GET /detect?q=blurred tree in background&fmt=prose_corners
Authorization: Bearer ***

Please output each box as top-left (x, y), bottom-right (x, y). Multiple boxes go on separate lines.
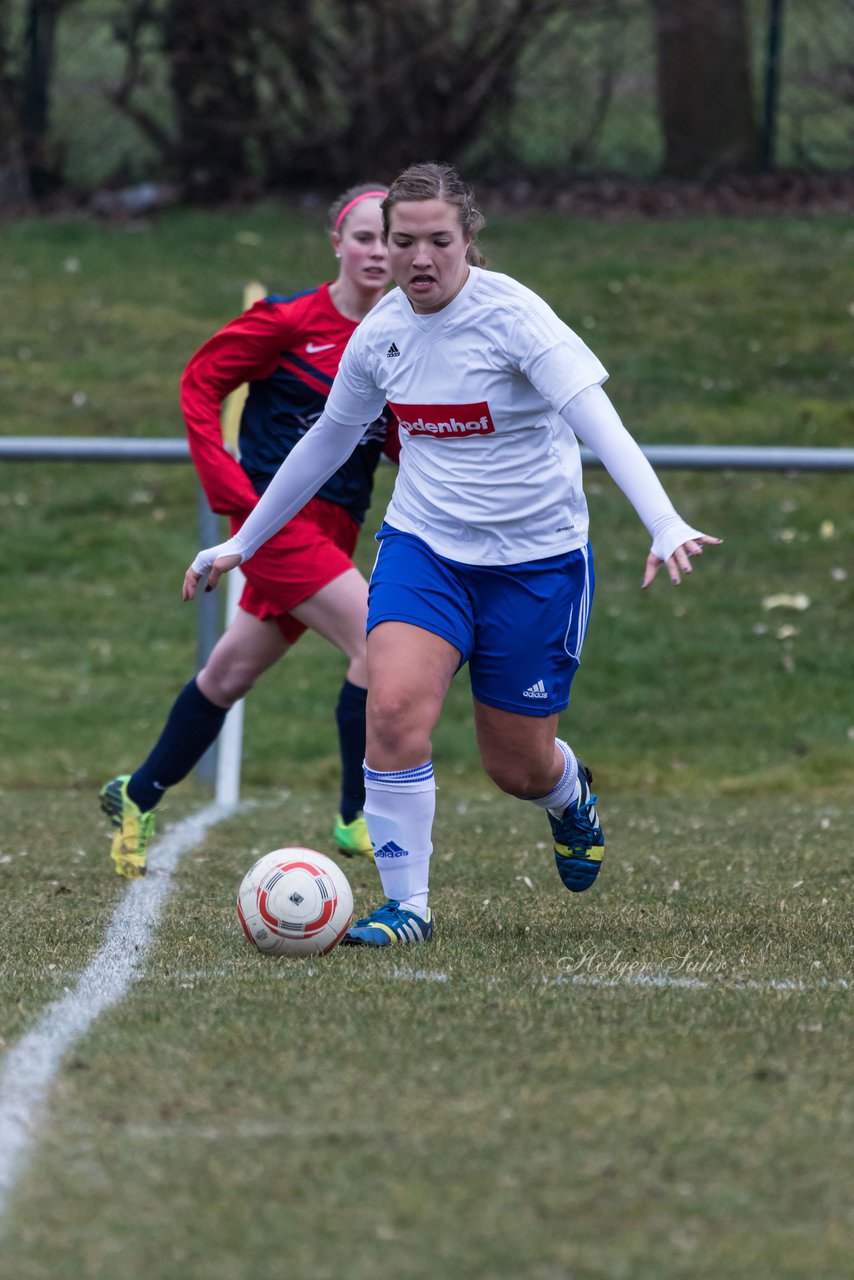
top-left (1, 0), bottom-right (84, 201)
top-left (651, 0), bottom-right (760, 176)
top-left (105, 0), bottom-right (565, 200)
top-left (0, 0), bottom-right (851, 207)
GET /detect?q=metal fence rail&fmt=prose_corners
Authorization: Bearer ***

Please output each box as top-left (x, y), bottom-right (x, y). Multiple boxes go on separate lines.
top-left (0, 439), bottom-right (192, 462)
top-left (3, 437), bottom-right (854, 470)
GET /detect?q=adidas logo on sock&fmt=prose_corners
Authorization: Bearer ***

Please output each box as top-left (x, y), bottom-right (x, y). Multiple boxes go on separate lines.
top-left (374, 840), bottom-right (408, 859)
top-left (522, 679), bottom-right (548, 699)
top-left (387, 342), bottom-right (400, 358)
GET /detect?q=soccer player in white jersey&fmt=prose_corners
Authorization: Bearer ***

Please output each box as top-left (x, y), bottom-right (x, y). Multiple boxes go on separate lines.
top-left (184, 162), bottom-right (721, 948)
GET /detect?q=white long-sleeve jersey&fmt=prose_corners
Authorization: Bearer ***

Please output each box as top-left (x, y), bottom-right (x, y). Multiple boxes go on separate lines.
top-left (192, 268), bottom-right (701, 575)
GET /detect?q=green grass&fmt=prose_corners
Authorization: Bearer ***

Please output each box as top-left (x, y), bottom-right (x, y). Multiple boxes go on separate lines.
top-left (1, 207), bottom-right (851, 795)
top-left (0, 206), bottom-right (852, 1277)
top-left (0, 787), bottom-right (851, 1279)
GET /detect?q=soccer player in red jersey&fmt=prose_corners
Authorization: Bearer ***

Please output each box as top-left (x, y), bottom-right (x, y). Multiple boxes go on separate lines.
top-left (101, 185), bottom-right (397, 877)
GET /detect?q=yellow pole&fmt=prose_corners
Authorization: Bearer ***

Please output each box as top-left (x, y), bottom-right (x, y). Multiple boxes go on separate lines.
top-left (220, 281), bottom-right (267, 453)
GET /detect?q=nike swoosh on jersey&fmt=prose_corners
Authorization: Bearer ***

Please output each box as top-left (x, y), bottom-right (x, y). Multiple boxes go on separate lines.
top-left (305, 342), bottom-right (335, 353)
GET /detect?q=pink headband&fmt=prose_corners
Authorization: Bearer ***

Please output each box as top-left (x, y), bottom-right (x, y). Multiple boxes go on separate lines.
top-left (334, 190), bottom-right (387, 232)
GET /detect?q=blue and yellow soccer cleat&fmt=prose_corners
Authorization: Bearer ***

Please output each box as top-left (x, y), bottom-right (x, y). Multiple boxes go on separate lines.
top-left (334, 813), bottom-right (374, 859)
top-left (99, 775), bottom-right (155, 879)
top-left (341, 900), bottom-right (433, 947)
top-left (548, 762), bottom-right (605, 893)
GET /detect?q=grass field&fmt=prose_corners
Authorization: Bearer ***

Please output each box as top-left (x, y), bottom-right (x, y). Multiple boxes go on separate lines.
top-left (1, 204), bottom-right (852, 1278)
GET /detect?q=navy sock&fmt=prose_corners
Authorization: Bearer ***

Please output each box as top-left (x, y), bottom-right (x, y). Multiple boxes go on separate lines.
top-left (335, 679), bottom-right (367, 823)
top-left (127, 678), bottom-right (227, 811)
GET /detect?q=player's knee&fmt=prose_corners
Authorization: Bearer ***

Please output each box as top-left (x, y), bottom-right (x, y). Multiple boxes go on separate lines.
top-left (199, 663), bottom-right (255, 707)
top-left (482, 752), bottom-right (550, 800)
top-left (369, 691), bottom-right (430, 759)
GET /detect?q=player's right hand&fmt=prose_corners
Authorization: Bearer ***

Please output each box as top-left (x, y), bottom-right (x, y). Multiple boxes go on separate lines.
top-left (182, 548), bottom-right (243, 600)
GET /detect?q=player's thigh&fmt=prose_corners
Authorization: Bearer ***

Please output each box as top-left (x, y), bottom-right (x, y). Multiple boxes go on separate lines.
top-left (365, 621), bottom-right (460, 767)
top-left (290, 567), bottom-right (369, 661)
top-left (239, 499), bottom-right (359, 621)
top-left (365, 526), bottom-right (472, 764)
top-left (199, 608), bottom-right (291, 701)
top-left (367, 525), bottom-right (476, 662)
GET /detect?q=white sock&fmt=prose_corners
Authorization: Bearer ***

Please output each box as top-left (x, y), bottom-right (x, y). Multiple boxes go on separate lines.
top-left (363, 761), bottom-right (436, 916)
top-left (528, 739), bottom-right (579, 817)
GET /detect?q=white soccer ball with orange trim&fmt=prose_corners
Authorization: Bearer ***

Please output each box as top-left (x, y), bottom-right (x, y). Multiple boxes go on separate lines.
top-left (237, 848), bottom-right (353, 957)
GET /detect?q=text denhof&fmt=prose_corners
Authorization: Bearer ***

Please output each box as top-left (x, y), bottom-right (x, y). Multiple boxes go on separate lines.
top-left (390, 400), bottom-right (495, 439)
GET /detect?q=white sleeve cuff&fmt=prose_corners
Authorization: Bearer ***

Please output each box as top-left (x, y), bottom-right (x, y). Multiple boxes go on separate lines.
top-left (191, 539), bottom-right (243, 577)
top-left (648, 514), bottom-right (705, 563)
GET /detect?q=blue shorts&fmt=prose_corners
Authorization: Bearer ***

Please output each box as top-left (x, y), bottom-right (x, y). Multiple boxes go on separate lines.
top-left (367, 524), bottom-right (594, 717)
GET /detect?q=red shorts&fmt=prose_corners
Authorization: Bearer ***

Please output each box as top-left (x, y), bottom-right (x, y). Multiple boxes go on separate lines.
top-left (230, 496), bottom-right (360, 644)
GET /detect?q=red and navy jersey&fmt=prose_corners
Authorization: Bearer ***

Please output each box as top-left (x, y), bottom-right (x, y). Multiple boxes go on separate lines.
top-left (180, 283), bottom-right (398, 526)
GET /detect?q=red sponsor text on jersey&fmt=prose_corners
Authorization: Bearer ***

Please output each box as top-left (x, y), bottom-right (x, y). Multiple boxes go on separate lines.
top-left (389, 401), bottom-right (495, 440)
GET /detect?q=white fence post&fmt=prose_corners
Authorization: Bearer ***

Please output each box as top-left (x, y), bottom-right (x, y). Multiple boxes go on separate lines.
top-left (214, 567), bottom-right (246, 808)
top-left (195, 492), bottom-right (223, 788)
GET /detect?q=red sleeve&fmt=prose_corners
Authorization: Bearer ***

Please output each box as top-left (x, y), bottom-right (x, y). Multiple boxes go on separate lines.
top-left (180, 301), bottom-right (295, 515)
top-left (382, 410), bottom-right (401, 465)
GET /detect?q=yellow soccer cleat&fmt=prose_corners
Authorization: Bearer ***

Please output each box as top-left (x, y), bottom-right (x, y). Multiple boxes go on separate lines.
top-left (333, 813), bottom-right (374, 859)
top-left (99, 775), bottom-right (155, 878)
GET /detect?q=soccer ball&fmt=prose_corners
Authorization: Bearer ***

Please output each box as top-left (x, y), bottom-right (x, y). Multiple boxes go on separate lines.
top-left (237, 848), bottom-right (354, 957)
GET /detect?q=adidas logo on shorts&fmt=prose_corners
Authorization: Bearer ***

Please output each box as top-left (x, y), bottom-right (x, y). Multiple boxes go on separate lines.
top-left (522, 679), bottom-right (548, 699)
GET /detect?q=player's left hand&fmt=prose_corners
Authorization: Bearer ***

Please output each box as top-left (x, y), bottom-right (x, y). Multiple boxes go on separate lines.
top-left (182, 551), bottom-right (242, 600)
top-left (641, 534), bottom-right (722, 589)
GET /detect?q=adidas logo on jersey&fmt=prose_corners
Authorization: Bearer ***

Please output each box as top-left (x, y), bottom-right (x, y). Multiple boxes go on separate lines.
top-left (387, 342), bottom-right (400, 358)
top-left (522, 679), bottom-right (548, 699)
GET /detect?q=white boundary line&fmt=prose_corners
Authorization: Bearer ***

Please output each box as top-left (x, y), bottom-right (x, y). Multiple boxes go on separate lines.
top-left (0, 803), bottom-right (229, 1224)
top-left (154, 964), bottom-right (848, 994)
